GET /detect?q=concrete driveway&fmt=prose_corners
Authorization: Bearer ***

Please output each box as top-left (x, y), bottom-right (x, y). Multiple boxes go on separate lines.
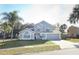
top-left (53, 40), bottom-right (76, 49)
top-left (21, 40), bottom-right (79, 55)
top-left (22, 48), bottom-right (79, 55)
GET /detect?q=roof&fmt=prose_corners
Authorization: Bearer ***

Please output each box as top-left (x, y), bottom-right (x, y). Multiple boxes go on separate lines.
top-left (35, 20), bottom-right (56, 29)
top-left (68, 25), bottom-right (79, 30)
top-left (19, 28), bottom-right (34, 33)
top-left (19, 20), bottom-right (58, 33)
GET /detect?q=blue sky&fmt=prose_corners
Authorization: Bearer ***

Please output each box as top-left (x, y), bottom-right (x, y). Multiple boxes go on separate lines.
top-left (0, 4), bottom-right (32, 12)
top-left (0, 4), bottom-right (78, 27)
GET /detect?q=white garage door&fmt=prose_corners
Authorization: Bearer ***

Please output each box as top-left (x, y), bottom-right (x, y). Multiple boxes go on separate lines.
top-left (46, 34), bottom-right (60, 40)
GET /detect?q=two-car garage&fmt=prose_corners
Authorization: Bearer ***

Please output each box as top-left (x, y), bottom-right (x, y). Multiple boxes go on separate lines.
top-left (40, 33), bottom-right (61, 40)
top-left (46, 34), bottom-right (61, 40)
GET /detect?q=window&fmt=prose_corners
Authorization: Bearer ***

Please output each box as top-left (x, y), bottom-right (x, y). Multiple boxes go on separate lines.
top-left (25, 32), bottom-right (28, 34)
top-left (46, 29), bottom-right (50, 32)
top-left (24, 34), bottom-right (30, 38)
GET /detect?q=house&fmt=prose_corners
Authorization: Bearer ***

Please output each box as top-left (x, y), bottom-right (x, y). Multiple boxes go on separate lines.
top-left (19, 21), bottom-right (61, 40)
top-left (67, 26), bottom-right (79, 38)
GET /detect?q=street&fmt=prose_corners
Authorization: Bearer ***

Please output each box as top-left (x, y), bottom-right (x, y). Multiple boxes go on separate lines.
top-left (22, 48), bottom-right (79, 55)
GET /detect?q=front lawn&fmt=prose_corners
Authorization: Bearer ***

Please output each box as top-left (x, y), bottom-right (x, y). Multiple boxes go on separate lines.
top-left (0, 40), bottom-right (54, 49)
top-left (66, 38), bottom-right (79, 43)
top-left (0, 44), bottom-right (60, 55)
top-left (0, 39), bottom-right (60, 55)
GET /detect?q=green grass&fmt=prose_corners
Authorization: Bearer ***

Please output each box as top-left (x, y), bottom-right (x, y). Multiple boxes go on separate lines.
top-left (0, 40), bottom-right (54, 49)
top-left (0, 44), bottom-right (60, 55)
top-left (0, 39), bottom-right (60, 54)
top-left (66, 38), bottom-right (79, 43)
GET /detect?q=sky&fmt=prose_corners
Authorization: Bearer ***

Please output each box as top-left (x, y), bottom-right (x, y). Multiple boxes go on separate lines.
top-left (0, 4), bottom-right (78, 27)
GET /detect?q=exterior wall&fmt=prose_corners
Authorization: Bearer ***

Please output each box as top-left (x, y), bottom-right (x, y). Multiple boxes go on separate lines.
top-left (19, 33), bottom-right (35, 40)
top-left (19, 29), bottom-right (35, 40)
top-left (67, 26), bottom-right (79, 35)
top-left (76, 29), bottom-right (79, 35)
top-left (67, 26), bottom-right (79, 38)
top-left (19, 32), bottom-right (60, 40)
top-left (40, 33), bottom-right (47, 40)
top-left (23, 34), bottom-right (34, 40)
top-left (18, 32), bottom-right (24, 40)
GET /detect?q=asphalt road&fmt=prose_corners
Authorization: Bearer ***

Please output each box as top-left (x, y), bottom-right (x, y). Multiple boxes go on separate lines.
top-left (22, 48), bottom-right (79, 55)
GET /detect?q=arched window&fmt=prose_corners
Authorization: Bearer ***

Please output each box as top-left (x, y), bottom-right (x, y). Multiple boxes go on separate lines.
top-left (46, 29), bottom-right (50, 32)
top-left (24, 31), bottom-right (30, 38)
top-left (24, 34), bottom-right (30, 38)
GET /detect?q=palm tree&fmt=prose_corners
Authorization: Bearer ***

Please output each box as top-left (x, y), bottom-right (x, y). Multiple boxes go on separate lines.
top-left (13, 22), bottom-right (23, 38)
top-left (1, 22), bottom-right (12, 42)
top-left (1, 11), bottom-right (22, 39)
top-left (68, 5), bottom-right (79, 24)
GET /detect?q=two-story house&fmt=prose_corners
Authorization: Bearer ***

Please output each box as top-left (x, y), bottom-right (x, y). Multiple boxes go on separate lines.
top-left (19, 21), bottom-right (61, 40)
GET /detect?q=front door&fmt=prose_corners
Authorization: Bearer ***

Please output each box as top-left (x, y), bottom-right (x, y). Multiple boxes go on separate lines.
top-left (34, 33), bottom-right (41, 40)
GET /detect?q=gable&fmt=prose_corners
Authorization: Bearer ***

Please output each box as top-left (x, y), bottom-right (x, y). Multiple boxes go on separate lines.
top-left (35, 21), bottom-right (54, 28)
top-left (34, 21), bottom-right (56, 32)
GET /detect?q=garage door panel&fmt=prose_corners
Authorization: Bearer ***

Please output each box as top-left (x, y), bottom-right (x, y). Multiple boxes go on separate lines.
top-left (47, 34), bottom-right (60, 40)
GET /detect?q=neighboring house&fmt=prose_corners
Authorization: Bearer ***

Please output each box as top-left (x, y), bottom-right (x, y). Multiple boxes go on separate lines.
top-left (19, 21), bottom-right (61, 40)
top-left (67, 26), bottom-right (79, 38)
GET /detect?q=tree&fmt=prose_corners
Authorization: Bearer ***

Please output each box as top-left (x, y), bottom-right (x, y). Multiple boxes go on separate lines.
top-left (68, 5), bottom-right (79, 24)
top-left (1, 11), bottom-right (23, 39)
top-left (14, 22), bottom-right (22, 30)
top-left (21, 23), bottom-right (34, 30)
top-left (1, 22), bottom-right (12, 42)
top-left (59, 24), bottom-right (67, 33)
top-left (13, 22), bottom-right (23, 38)
top-left (59, 24), bottom-right (67, 39)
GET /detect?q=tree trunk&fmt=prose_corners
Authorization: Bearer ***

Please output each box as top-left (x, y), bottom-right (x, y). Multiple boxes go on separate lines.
top-left (11, 25), bottom-right (14, 40)
top-left (61, 33), bottom-right (65, 40)
top-left (3, 33), bottom-right (5, 39)
top-left (11, 29), bottom-right (13, 40)
top-left (11, 23), bottom-right (16, 40)
top-left (61, 33), bottom-right (63, 39)
top-left (3, 33), bottom-right (5, 43)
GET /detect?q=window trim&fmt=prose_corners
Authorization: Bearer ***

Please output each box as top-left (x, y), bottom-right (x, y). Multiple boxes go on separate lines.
top-left (23, 32), bottom-right (31, 39)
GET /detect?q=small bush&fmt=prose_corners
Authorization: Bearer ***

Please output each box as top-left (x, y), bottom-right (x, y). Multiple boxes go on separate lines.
top-left (61, 34), bottom-right (67, 40)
